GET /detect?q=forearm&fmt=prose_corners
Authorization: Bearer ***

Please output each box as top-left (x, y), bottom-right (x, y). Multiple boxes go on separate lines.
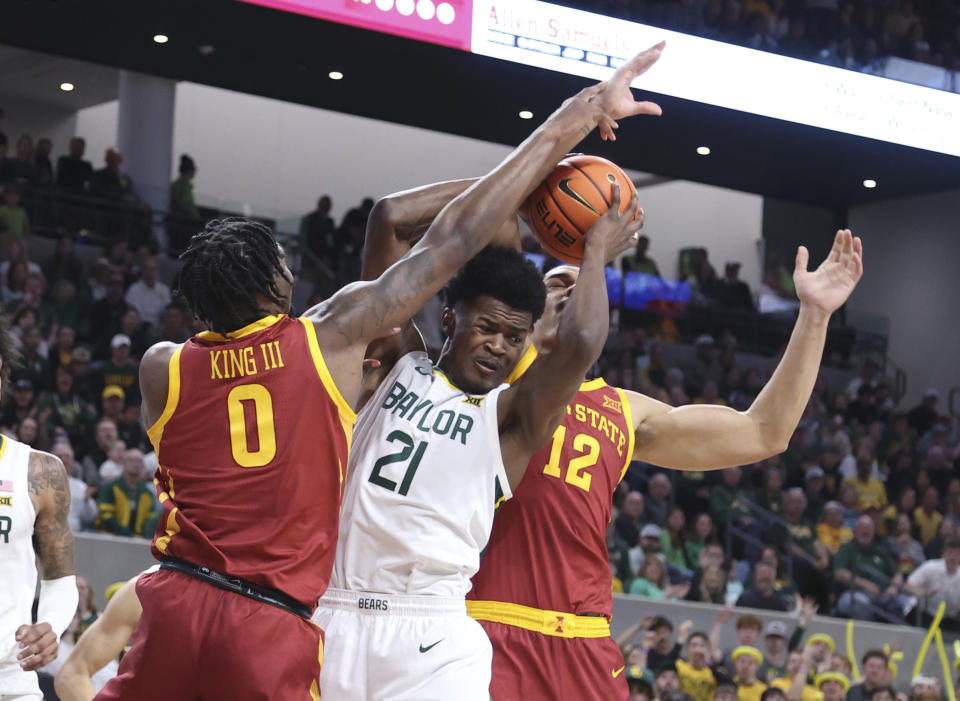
top-left (361, 179), bottom-right (478, 280)
top-left (55, 663), bottom-right (96, 701)
top-left (745, 304), bottom-right (831, 453)
top-left (552, 236), bottom-right (610, 368)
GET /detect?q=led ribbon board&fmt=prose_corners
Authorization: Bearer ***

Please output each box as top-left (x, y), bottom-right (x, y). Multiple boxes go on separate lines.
top-left (239, 0), bottom-right (960, 157)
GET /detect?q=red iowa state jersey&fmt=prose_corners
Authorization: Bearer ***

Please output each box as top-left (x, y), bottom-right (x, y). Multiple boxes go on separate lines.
top-left (147, 314), bottom-right (355, 607)
top-left (468, 378), bottom-right (634, 617)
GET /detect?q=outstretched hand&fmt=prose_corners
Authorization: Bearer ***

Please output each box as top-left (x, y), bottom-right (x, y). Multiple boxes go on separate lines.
top-left (591, 41), bottom-right (665, 141)
top-left (794, 229), bottom-right (863, 316)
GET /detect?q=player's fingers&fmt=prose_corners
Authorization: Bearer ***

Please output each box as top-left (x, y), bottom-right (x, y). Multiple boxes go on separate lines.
top-left (19, 641), bottom-right (57, 671)
top-left (17, 630), bottom-right (55, 660)
top-left (795, 245), bottom-right (809, 274)
top-left (15, 625), bottom-right (29, 641)
top-left (620, 41), bottom-right (666, 78)
top-left (607, 182), bottom-right (622, 215)
top-left (631, 100), bottom-right (663, 117)
top-left (17, 626), bottom-right (50, 648)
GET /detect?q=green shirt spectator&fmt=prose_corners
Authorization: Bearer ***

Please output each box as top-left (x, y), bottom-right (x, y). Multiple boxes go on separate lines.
top-left (0, 184), bottom-right (29, 243)
top-left (833, 518), bottom-right (898, 594)
top-left (710, 467), bottom-right (754, 529)
top-left (95, 448), bottom-right (157, 537)
top-left (170, 153), bottom-right (198, 218)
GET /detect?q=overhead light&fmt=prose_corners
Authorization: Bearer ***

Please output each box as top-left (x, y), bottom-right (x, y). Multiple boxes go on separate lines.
top-left (328, 71), bottom-right (344, 80)
top-left (417, 0), bottom-right (435, 20)
top-left (519, 110), bottom-right (533, 120)
top-left (437, 2), bottom-right (456, 23)
top-left (697, 146), bottom-right (711, 156)
top-left (153, 34), bottom-right (169, 44)
top-left (863, 179), bottom-right (877, 188)
top-left (59, 82), bottom-right (75, 92)
top-left (396, 0), bottom-right (415, 15)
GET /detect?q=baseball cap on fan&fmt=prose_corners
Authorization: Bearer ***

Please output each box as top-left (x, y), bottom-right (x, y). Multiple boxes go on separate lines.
top-left (111, 334), bottom-right (131, 349)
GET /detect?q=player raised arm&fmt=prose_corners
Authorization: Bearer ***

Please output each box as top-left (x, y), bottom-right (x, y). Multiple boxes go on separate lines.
top-left (55, 573), bottom-right (145, 701)
top-left (498, 184), bottom-right (643, 489)
top-left (18, 450), bottom-right (78, 672)
top-left (309, 41), bottom-right (665, 407)
top-left (626, 229), bottom-right (863, 469)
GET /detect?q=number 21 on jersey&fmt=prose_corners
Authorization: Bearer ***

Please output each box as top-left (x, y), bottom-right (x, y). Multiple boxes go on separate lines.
top-left (542, 425), bottom-right (600, 492)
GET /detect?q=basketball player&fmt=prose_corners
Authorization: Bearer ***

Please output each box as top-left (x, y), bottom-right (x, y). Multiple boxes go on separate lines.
top-left (312, 43), bottom-right (665, 701)
top-left (0, 315), bottom-right (78, 701)
top-left (94, 40), bottom-right (664, 700)
top-left (55, 567), bottom-right (158, 701)
top-left (467, 228), bottom-right (863, 700)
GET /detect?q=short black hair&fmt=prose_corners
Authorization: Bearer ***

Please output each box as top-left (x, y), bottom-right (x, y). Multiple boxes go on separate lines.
top-left (650, 615), bottom-right (674, 632)
top-left (179, 154), bottom-right (196, 175)
top-left (688, 632), bottom-right (710, 645)
top-left (861, 649), bottom-right (888, 666)
top-left (0, 313), bottom-right (22, 386)
top-left (868, 687), bottom-right (895, 701)
top-left (761, 688), bottom-right (787, 701)
top-left (177, 217), bottom-right (289, 334)
top-left (444, 246), bottom-right (545, 322)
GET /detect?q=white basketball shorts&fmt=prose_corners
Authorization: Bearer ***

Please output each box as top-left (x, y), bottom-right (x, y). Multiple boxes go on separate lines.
top-left (313, 587), bottom-right (492, 700)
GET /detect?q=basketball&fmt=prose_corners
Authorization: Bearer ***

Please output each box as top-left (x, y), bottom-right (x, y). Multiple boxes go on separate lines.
top-left (524, 154), bottom-right (640, 264)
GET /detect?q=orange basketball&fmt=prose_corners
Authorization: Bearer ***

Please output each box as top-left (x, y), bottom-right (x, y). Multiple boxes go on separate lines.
top-left (524, 154), bottom-right (640, 264)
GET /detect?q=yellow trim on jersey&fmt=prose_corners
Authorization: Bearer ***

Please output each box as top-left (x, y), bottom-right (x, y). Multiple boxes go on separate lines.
top-left (432, 367), bottom-right (462, 392)
top-left (154, 506), bottom-right (181, 555)
top-left (299, 318), bottom-right (357, 454)
top-left (310, 680), bottom-right (321, 701)
top-left (505, 344), bottom-right (538, 384)
top-left (466, 600), bottom-right (610, 639)
top-left (146, 346), bottom-right (183, 456)
top-left (580, 377), bottom-right (606, 392)
top-left (195, 314), bottom-right (284, 342)
top-left (0, 434), bottom-right (7, 463)
top-left (615, 386), bottom-right (635, 483)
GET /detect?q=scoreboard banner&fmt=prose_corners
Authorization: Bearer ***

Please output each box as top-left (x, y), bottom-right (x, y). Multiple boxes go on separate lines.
top-left (239, 0), bottom-right (960, 157)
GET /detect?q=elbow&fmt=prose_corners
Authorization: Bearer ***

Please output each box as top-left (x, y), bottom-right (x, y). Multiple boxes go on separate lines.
top-left (369, 197), bottom-right (398, 232)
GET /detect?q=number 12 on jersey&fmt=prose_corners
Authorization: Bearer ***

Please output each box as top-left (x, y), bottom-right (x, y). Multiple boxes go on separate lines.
top-left (542, 425), bottom-right (600, 492)
top-left (369, 430), bottom-right (429, 496)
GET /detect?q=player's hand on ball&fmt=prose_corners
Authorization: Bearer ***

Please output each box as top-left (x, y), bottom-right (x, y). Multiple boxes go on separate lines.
top-left (582, 182), bottom-right (644, 261)
top-left (593, 41), bottom-right (665, 141)
top-left (793, 228), bottom-right (863, 316)
top-left (16, 622), bottom-right (58, 671)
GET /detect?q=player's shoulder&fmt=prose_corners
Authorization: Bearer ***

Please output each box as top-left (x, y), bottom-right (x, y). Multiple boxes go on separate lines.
top-left (26, 448), bottom-right (69, 502)
top-left (141, 341), bottom-right (181, 369)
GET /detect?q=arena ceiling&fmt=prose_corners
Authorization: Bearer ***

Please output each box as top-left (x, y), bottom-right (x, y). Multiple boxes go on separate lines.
top-left (3, 0), bottom-right (959, 211)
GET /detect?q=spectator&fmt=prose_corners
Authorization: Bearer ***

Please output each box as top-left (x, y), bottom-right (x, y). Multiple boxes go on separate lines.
top-left (677, 632), bottom-right (719, 701)
top-left (846, 652), bottom-right (890, 701)
top-left (713, 260), bottom-right (754, 311)
top-left (803, 467), bottom-right (828, 520)
top-left (48, 325), bottom-right (78, 377)
top-left (124, 255), bottom-right (170, 328)
top-left (687, 564), bottom-right (726, 604)
top-left (841, 438), bottom-right (886, 510)
top-left (828, 652), bottom-right (851, 678)
top-left (38, 365), bottom-right (96, 449)
top-left (771, 649), bottom-right (821, 701)
top-left (90, 147), bottom-right (137, 201)
top-left (622, 235), bottom-right (662, 276)
top-left (686, 512), bottom-right (718, 565)
top-left (761, 689), bottom-right (787, 701)
top-left (56, 137), bottom-right (93, 191)
top-left (758, 622), bottom-right (790, 683)
top-left (772, 488), bottom-right (831, 608)
top-left (717, 684), bottom-right (740, 701)
top-left (150, 303), bottom-right (192, 345)
top-left (647, 616), bottom-right (691, 673)
top-left (0, 183), bottom-right (30, 244)
top-left (89, 271), bottom-right (129, 357)
top-left (647, 472), bottom-right (673, 525)
top-left (95, 448), bottom-right (158, 538)
top-left (617, 490), bottom-right (648, 547)
top-left (689, 543), bottom-right (727, 601)
top-left (924, 519), bottom-right (956, 560)
top-left (97, 334), bottom-right (140, 406)
top-left (815, 673), bottom-right (850, 701)
top-left (69, 346), bottom-right (99, 406)
top-left (118, 305), bottom-right (150, 358)
top-left (99, 439), bottom-right (127, 483)
top-left (299, 194), bottom-right (339, 295)
top-left (732, 646), bottom-right (768, 701)
top-left (656, 663), bottom-right (682, 701)
top-left (663, 507), bottom-right (692, 572)
top-left (837, 483), bottom-right (861, 530)
top-left (686, 335), bottom-right (723, 397)
top-left (11, 326), bottom-right (50, 391)
top-left (817, 501), bottom-right (853, 554)
top-left (710, 467), bottom-right (761, 553)
top-left (906, 538), bottom-right (960, 631)
top-left (846, 359), bottom-right (880, 400)
top-left (118, 403), bottom-right (147, 452)
top-left (51, 440), bottom-right (97, 532)
top-left (33, 137), bottom-right (53, 186)
top-left (907, 390), bottom-right (938, 437)
top-left (630, 555), bottom-right (691, 599)
top-left (886, 513), bottom-right (924, 575)
top-left (1, 378), bottom-right (39, 432)
top-left (912, 487), bottom-right (943, 547)
top-left (642, 342), bottom-right (669, 390)
top-left (80, 416), bottom-right (119, 487)
top-left (170, 154), bottom-right (199, 218)
top-left (737, 561), bottom-right (789, 611)
top-left (834, 516), bottom-right (907, 620)
top-left (757, 464), bottom-right (786, 515)
top-left (41, 234), bottom-right (86, 292)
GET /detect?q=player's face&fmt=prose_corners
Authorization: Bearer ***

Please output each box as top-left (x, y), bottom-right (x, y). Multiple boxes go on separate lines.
top-left (441, 295), bottom-right (533, 394)
top-left (532, 266), bottom-right (579, 353)
top-left (274, 247), bottom-right (294, 313)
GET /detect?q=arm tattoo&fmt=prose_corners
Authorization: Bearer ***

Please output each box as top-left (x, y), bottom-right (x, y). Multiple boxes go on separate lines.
top-left (29, 451), bottom-right (76, 579)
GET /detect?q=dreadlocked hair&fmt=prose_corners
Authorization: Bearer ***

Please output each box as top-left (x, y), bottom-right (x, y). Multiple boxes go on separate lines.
top-left (0, 312), bottom-right (22, 388)
top-left (444, 246), bottom-right (546, 322)
top-left (177, 217), bottom-right (289, 334)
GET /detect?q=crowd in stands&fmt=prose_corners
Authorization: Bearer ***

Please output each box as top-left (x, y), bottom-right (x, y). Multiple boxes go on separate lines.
top-left (613, 610), bottom-right (956, 701)
top-left (557, 0), bottom-right (960, 74)
top-left (3, 125), bottom-right (960, 701)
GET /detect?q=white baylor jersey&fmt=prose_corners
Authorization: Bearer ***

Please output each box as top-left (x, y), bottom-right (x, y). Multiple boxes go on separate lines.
top-left (0, 435), bottom-right (38, 669)
top-left (332, 351), bottom-right (513, 598)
